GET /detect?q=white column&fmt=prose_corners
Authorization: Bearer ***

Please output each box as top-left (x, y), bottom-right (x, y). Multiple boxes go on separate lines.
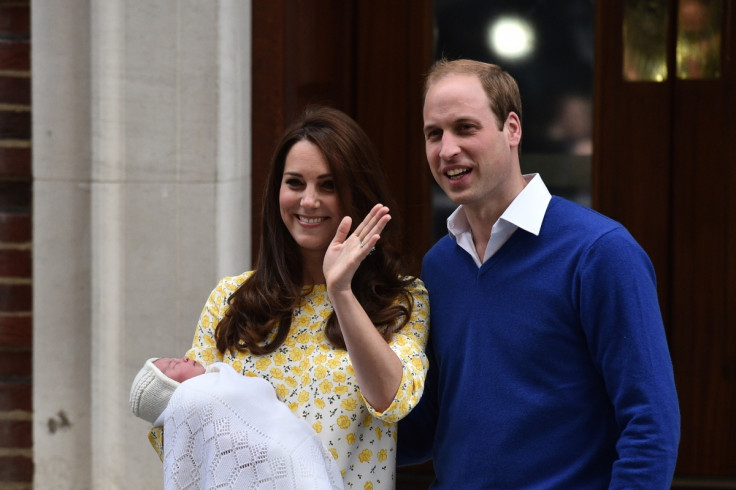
top-left (32, 1), bottom-right (252, 488)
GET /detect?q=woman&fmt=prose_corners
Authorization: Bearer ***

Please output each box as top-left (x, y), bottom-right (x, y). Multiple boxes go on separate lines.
top-left (177, 106), bottom-right (428, 488)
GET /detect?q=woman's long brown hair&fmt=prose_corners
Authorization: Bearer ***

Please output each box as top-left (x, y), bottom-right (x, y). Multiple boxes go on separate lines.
top-left (215, 106), bottom-right (414, 355)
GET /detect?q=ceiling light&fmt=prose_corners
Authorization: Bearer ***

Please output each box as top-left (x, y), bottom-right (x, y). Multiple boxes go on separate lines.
top-left (488, 16), bottom-right (535, 60)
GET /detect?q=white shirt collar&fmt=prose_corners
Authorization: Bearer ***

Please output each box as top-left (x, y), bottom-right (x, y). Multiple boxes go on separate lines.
top-left (499, 173), bottom-right (551, 235)
top-left (446, 174), bottom-right (552, 265)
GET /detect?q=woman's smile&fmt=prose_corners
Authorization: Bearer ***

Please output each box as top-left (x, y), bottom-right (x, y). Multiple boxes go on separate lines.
top-left (279, 140), bottom-right (343, 256)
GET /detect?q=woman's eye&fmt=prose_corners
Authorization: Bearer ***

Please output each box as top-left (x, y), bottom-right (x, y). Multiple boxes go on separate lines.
top-left (321, 180), bottom-right (335, 191)
top-left (285, 178), bottom-right (303, 187)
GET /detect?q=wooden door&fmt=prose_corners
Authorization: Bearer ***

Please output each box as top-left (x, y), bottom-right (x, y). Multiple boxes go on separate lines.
top-left (595, 0), bottom-right (736, 477)
top-left (251, 0), bottom-right (434, 275)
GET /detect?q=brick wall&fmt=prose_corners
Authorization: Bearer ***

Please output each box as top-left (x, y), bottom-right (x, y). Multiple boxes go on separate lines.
top-left (0, 0), bottom-right (32, 487)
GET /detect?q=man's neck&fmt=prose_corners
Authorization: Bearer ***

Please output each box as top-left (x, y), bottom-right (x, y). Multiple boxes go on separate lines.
top-left (463, 174), bottom-right (528, 261)
top-left (463, 174), bottom-right (529, 259)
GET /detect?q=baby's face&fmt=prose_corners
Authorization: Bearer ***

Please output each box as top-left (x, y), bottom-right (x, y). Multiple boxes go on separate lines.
top-left (154, 356), bottom-right (205, 382)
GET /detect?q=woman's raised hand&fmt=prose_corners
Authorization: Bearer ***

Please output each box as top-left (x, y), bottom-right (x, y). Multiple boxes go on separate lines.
top-left (323, 204), bottom-right (391, 293)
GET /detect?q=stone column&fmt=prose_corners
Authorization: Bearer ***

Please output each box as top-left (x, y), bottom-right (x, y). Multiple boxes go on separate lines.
top-left (32, 1), bottom-right (251, 487)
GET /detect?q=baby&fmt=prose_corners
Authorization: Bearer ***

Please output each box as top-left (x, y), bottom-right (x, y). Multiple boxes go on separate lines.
top-left (130, 357), bottom-right (343, 489)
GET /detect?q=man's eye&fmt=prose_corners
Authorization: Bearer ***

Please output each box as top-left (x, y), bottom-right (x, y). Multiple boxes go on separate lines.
top-left (426, 130), bottom-right (441, 141)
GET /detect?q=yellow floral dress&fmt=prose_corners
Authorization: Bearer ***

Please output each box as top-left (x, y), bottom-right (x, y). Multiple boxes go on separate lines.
top-left (177, 271), bottom-right (429, 489)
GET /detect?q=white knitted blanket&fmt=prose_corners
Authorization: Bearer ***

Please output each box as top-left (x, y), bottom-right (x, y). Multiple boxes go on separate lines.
top-left (157, 363), bottom-right (343, 489)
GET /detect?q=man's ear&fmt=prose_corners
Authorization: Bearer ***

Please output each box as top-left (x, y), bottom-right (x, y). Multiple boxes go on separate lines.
top-left (505, 112), bottom-right (522, 147)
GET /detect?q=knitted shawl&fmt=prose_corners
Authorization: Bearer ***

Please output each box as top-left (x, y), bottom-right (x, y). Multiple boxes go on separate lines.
top-left (157, 363), bottom-right (344, 489)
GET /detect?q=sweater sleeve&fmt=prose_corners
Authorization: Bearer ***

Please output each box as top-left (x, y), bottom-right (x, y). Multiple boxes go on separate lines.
top-left (577, 228), bottom-right (680, 488)
top-left (360, 278), bottom-right (430, 423)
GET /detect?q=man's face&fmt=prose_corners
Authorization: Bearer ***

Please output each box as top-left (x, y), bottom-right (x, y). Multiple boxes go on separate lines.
top-left (154, 357), bottom-right (205, 383)
top-left (423, 74), bottom-right (521, 213)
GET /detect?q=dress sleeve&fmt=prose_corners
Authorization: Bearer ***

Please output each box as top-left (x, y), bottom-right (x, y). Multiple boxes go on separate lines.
top-left (145, 273), bottom-right (250, 463)
top-left (147, 426), bottom-right (165, 462)
top-left (185, 273), bottom-right (252, 365)
top-left (361, 278), bottom-right (430, 422)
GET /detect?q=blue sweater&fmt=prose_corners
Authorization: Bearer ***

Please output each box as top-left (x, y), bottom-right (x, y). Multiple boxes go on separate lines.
top-left (398, 197), bottom-right (680, 488)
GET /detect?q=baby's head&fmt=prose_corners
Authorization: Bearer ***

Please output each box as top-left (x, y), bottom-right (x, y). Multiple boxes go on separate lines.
top-left (129, 356), bottom-right (206, 424)
top-left (153, 356), bottom-right (206, 382)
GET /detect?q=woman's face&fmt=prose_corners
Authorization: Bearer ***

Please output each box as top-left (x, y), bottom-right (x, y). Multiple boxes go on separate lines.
top-left (279, 140), bottom-right (344, 261)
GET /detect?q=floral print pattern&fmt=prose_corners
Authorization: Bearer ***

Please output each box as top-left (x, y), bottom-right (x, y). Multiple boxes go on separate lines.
top-left (183, 271), bottom-right (429, 488)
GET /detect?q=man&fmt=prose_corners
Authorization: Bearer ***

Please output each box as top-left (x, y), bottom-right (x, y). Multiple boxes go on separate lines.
top-left (398, 59), bottom-right (680, 488)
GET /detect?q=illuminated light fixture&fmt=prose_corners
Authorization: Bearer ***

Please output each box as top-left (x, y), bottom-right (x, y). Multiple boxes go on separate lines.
top-left (488, 16), bottom-right (535, 60)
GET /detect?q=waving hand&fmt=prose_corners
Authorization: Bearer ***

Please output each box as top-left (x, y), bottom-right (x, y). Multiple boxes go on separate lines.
top-left (323, 204), bottom-right (391, 293)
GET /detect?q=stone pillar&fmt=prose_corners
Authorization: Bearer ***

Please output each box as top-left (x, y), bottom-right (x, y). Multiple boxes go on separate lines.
top-left (32, 1), bottom-right (251, 487)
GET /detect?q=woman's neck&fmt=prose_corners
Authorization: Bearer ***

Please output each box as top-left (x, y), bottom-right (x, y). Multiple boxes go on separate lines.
top-left (300, 251), bottom-right (326, 285)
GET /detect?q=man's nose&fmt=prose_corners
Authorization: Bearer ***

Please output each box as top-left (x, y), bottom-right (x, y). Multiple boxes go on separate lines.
top-left (438, 133), bottom-right (460, 160)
